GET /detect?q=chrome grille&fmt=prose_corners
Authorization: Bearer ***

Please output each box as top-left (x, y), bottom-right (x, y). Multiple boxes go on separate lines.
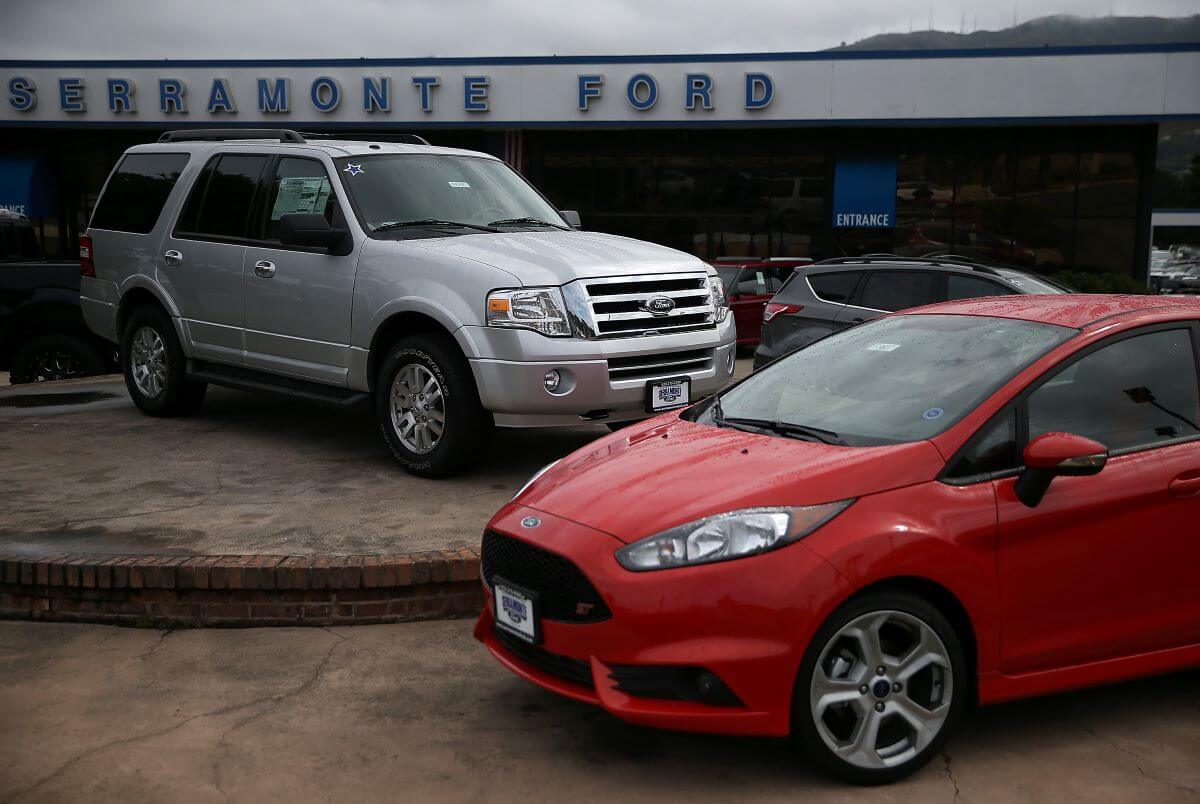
top-left (574, 273), bottom-right (716, 338)
top-left (607, 349), bottom-right (713, 382)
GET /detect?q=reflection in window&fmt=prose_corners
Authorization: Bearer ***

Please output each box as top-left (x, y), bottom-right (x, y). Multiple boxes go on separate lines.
top-left (1029, 329), bottom-right (1200, 452)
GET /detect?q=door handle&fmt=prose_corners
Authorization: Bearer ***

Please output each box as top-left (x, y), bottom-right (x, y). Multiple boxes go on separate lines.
top-left (163, 250), bottom-right (183, 267)
top-left (1168, 472), bottom-right (1200, 498)
top-left (253, 260), bottom-right (276, 279)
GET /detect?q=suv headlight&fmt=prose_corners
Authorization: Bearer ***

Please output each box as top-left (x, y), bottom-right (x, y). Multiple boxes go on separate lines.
top-left (486, 288), bottom-right (572, 337)
top-left (709, 275), bottom-right (730, 323)
top-left (615, 501), bottom-right (854, 572)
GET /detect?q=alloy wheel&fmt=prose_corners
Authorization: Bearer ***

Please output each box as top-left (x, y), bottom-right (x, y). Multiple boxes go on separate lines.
top-left (130, 326), bottom-right (168, 399)
top-left (809, 610), bottom-right (953, 770)
top-left (389, 363), bottom-right (446, 454)
top-left (29, 350), bottom-right (83, 382)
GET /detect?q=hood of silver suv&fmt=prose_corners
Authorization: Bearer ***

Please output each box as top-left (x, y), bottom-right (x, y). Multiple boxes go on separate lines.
top-left (400, 229), bottom-right (711, 286)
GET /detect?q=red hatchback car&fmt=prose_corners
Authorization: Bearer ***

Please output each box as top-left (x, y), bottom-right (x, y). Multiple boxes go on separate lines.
top-left (711, 258), bottom-right (812, 347)
top-left (476, 294), bottom-right (1200, 784)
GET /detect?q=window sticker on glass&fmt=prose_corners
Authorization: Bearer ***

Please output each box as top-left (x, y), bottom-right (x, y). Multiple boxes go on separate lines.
top-left (922, 407), bottom-right (945, 421)
top-left (448, 181), bottom-right (471, 188)
top-left (271, 177), bottom-right (332, 219)
top-left (342, 163), bottom-right (364, 176)
top-left (867, 343), bottom-right (901, 352)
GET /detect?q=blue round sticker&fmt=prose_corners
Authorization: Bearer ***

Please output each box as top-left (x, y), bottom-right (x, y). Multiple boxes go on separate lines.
top-left (922, 407), bottom-right (945, 421)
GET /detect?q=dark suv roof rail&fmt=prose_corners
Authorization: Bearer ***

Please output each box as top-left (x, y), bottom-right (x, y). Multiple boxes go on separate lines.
top-left (816, 254), bottom-right (1002, 276)
top-left (158, 129), bottom-right (307, 144)
top-left (298, 132), bottom-right (431, 146)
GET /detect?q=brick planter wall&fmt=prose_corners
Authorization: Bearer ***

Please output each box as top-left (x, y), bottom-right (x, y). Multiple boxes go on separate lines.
top-left (0, 549), bottom-right (484, 627)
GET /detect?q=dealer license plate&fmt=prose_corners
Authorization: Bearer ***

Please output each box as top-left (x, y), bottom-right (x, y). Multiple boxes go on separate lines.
top-left (493, 578), bottom-right (540, 644)
top-left (646, 376), bottom-right (691, 413)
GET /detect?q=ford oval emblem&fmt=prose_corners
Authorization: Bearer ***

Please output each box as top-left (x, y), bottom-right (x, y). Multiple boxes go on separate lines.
top-left (641, 296), bottom-right (676, 317)
top-left (521, 516), bottom-right (541, 528)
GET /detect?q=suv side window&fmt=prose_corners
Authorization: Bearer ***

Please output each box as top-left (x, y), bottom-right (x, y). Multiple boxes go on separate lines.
top-left (90, 153), bottom-right (190, 234)
top-left (175, 154), bottom-right (269, 240)
top-left (947, 274), bottom-right (1016, 301)
top-left (1028, 328), bottom-right (1200, 452)
top-left (261, 157), bottom-right (336, 241)
top-left (859, 270), bottom-right (940, 312)
top-left (807, 271), bottom-right (859, 303)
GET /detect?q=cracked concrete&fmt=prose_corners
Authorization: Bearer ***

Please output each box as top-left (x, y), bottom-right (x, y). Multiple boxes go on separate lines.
top-left (1, 620), bottom-right (1197, 803)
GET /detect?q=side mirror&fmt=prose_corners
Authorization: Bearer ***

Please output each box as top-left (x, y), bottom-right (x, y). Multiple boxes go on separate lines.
top-left (560, 210), bottom-right (582, 229)
top-left (279, 213), bottom-right (347, 251)
top-left (1014, 432), bottom-right (1108, 507)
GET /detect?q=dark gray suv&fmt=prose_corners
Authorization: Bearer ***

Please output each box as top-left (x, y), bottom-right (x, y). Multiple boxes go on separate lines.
top-left (753, 256), bottom-right (1071, 368)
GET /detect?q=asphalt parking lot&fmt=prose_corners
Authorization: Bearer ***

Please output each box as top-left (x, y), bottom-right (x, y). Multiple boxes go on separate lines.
top-left (1, 619), bottom-right (1197, 803)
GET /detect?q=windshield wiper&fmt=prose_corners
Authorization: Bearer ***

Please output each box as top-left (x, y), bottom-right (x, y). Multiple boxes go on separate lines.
top-left (718, 416), bottom-right (846, 446)
top-left (374, 219), bottom-right (499, 233)
top-left (487, 217), bottom-right (570, 230)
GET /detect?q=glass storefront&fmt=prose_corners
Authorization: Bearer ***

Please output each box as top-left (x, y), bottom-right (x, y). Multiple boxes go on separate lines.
top-left (1, 124), bottom-right (1156, 286)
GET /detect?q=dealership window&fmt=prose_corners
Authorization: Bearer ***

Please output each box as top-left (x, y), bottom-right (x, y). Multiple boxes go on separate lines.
top-left (539, 132), bottom-right (826, 261)
top-left (89, 152), bottom-right (190, 234)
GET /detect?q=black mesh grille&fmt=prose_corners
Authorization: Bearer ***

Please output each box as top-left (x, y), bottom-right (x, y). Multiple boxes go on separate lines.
top-left (481, 530), bottom-right (611, 623)
top-left (495, 629), bottom-right (595, 689)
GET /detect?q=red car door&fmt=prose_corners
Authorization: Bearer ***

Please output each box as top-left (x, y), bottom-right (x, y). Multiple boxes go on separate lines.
top-left (728, 267), bottom-right (773, 346)
top-left (994, 324), bottom-right (1200, 675)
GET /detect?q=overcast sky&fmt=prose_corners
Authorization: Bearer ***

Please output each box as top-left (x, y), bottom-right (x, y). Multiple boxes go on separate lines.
top-left (1, 0), bottom-right (1196, 59)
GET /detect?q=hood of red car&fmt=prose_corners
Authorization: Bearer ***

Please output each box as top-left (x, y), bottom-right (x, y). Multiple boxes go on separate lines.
top-left (517, 416), bottom-right (947, 543)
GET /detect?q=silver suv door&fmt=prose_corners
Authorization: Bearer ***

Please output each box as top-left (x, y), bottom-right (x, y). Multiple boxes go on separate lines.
top-left (161, 153), bottom-right (271, 365)
top-left (242, 156), bottom-right (358, 386)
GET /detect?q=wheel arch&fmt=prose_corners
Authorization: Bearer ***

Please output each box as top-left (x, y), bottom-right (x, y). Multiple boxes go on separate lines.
top-left (833, 576), bottom-right (980, 707)
top-left (116, 283), bottom-right (176, 339)
top-left (366, 310), bottom-right (460, 392)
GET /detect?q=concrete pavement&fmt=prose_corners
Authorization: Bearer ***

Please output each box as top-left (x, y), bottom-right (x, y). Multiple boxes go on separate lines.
top-left (1, 619), bottom-right (1197, 803)
top-left (0, 361), bottom-right (753, 557)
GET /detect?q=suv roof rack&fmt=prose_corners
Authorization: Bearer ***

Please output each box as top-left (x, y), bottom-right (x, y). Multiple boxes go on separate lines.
top-left (298, 132), bottom-right (431, 146)
top-left (816, 254), bottom-right (1003, 277)
top-left (158, 129), bottom-right (306, 144)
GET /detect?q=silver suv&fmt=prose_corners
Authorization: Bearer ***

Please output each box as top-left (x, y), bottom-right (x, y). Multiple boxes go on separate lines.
top-left (80, 130), bottom-right (735, 476)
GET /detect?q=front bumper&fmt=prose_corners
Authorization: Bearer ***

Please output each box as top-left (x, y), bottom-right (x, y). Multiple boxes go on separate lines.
top-left (474, 504), bottom-right (851, 736)
top-left (463, 319), bottom-right (736, 427)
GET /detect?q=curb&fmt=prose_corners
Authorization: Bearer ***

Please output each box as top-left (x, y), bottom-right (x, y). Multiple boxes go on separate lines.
top-left (0, 549), bottom-right (483, 627)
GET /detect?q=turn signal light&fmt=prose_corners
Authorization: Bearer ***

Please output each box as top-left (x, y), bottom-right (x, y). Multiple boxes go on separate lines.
top-left (763, 302), bottom-right (802, 322)
top-left (79, 234), bottom-right (95, 278)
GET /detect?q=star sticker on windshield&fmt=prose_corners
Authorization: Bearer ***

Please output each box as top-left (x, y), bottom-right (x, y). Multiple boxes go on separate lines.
top-left (343, 163), bottom-right (364, 176)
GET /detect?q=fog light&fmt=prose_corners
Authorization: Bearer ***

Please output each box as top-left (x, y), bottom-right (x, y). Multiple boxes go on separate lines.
top-left (725, 348), bottom-right (736, 374)
top-left (544, 370), bottom-right (561, 392)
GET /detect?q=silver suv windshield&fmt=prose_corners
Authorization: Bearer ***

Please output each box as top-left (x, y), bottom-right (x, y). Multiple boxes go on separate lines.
top-left (335, 154), bottom-right (567, 236)
top-left (705, 314), bottom-right (1074, 446)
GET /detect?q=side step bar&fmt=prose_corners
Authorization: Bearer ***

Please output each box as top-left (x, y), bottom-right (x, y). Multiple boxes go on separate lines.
top-left (186, 359), bottom-right (370, 408)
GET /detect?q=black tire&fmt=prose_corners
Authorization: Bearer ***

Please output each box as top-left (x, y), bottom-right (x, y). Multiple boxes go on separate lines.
top-left (791, 590), bottom-right (967, 785)
top-left (375, 334), bottom-right (493, 478)
top-left (9, 332), bottom-right (107, 384)
top-left (120, 305), bottom-right (207, 417)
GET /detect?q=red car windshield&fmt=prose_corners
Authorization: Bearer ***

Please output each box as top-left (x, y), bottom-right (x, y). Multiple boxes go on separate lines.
top-left (709, 314), bottom-right (1074, 446)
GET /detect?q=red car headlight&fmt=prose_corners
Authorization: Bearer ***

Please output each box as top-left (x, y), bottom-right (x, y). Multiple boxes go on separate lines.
top-left (615, 500), bottom-right (854, 572)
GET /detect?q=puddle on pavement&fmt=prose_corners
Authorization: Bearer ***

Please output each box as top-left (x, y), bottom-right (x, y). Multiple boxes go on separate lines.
top-left (0, 391), bottom-right (120, 408)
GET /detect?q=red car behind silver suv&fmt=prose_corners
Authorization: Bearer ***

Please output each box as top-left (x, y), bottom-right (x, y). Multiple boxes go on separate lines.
top-left (477, 294), bottom-right (1200, 784)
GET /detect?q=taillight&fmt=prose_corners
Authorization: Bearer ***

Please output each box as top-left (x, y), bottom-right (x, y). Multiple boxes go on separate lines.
top-left (79, 234), bottom-right (95, 278)
top-left (763, 302), bottom-right (803, 323)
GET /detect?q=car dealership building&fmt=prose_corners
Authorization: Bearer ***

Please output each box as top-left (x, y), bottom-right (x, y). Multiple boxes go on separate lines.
top-left (2, 43), bottom-right (1198, 284)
